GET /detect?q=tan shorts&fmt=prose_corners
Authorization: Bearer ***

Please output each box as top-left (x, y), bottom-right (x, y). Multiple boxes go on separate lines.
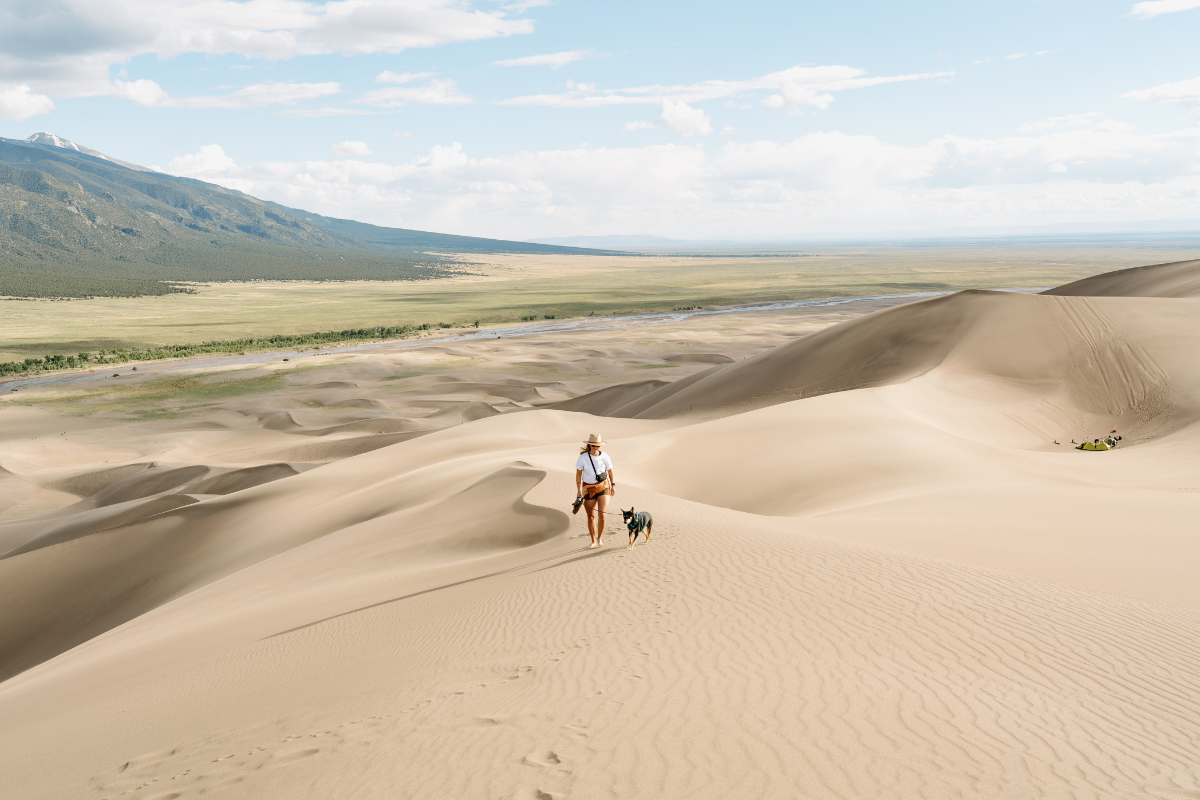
top-left (582, 479), bottom-right (610, 500)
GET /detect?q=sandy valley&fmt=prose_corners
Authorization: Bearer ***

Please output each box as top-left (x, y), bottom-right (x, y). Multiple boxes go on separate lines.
top-left (1, 259), bottom-right (1199, 799)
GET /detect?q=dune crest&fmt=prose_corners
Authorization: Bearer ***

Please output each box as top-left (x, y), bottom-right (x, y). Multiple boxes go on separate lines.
top-left (1043, 257), bottom-right (1200, 297)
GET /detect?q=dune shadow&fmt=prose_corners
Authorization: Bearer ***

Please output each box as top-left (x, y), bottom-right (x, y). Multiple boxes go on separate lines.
top-left (263, 545), bottom-right (605, 640)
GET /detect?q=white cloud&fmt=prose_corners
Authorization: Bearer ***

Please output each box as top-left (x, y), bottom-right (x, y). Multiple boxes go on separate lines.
top-left (501, 64), bottom-right (952, 111)
top-left (165, 143), bottom-right (235, 174)
top-left (393, 131), bottom-right (413, 138)
top-left (161, 120), bottom-right (1200, 239)
top-left (332, 140), bottom-right (372, 156)
top-left (1130, 0), bottom-right (1200, 18)
top-left (492, 49), bottom-right (594, 68)
top-left (722, 125), bottom-right (735, 135)
top-left (357, 75), bottom-right (471, 106)
top-left (924, 123), bottom-right (1200, 186)
top-left (96, 78), bottom-right (340, 109)
top-left (504, 0), bottom-right (554, 10)
top-left (658, 100), bottom-right (711, 137)
top-left (1123, 76), bottom-right (1200, 103)
top-left (622, 120), bottom-right (655, 132)
top-left (0, 0), bottom-right (533, 101)
top-left (0, 83), bottom-right (55, 121)
top-left (110, 78), bottom-right (170, 106)
top-left (1004, 52), bottom-right (1027, 60)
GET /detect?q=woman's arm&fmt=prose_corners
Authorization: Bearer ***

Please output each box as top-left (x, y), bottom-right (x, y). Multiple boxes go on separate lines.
top-left (575, 468), bottom-right (583, 496)
top-left (607, 466), bottom-right (616, 495)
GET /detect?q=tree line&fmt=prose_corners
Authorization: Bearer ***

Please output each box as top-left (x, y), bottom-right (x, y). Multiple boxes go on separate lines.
top-left (0, 322), bottom-right (458, 378)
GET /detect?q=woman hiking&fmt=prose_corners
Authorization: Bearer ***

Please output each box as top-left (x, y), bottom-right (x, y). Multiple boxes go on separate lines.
top-left (575, 433), bottom-right (616, 548)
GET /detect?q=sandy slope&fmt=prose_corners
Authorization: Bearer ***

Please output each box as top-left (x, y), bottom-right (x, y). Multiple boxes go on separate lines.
top-left (1, 268), bottom-right (1199, 799)
top-left (1043, 257), bottom-right (1200, 298)
top-left (567, 290), bottom-right (1199, 432)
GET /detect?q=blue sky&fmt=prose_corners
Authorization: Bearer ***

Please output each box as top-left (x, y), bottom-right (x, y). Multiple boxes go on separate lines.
top-left (2, 0), bottom-right (1199, 239)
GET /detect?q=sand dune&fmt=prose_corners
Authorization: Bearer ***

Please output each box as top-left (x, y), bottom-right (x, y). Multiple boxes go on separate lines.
top-left (551, 378), bottom-right (671, 416)
top-left (560, 289), bottom-right (1197, 431)
top-left (1, 269), bottom-right (1198, 798)
top-left (1044, 257), bottom-right (1200, 297)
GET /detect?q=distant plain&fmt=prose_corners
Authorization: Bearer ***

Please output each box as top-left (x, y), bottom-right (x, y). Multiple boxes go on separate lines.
top-left (4, 238), bottom-right (1198, 363)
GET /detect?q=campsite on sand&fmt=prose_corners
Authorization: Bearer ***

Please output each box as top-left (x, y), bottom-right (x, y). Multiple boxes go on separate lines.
top-left (1, 258), bottom-right (1199, 799)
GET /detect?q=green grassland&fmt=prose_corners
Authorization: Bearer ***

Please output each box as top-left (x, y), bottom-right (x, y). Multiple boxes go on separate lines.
top-left (5, 239), bottom-right (1197, 365)
top-left (0, 323), bottom-right (464, 378)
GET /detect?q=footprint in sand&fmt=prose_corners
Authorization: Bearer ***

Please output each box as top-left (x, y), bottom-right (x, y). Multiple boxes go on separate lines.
top-left (563, 722), bottom-right (588, 738)
top-left (476, 715), bottom-right (507, 725)
top-left (512, 788), bottom-right (558, 800)
top-left (268, 747), bottom-right (321, 767)
top-left (522, 750), bottom-right (561, 767)
top-left (113, 746), bottom-right (180, 775)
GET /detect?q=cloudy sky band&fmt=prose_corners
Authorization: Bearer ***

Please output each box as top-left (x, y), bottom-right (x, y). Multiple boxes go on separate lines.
top-left (0, 0), bottom-right (1198, 238)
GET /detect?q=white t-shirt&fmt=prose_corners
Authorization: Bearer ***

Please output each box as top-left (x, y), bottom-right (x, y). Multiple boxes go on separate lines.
top-left (575, 450), bottom-right (613, 483)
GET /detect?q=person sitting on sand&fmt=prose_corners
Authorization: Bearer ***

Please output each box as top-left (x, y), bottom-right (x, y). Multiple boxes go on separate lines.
top-left (575, 434), bottom-right (616, 549)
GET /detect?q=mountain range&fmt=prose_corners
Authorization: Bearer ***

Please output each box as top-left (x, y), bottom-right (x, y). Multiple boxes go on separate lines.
top-left (0, 134), bottom-right (616, 298)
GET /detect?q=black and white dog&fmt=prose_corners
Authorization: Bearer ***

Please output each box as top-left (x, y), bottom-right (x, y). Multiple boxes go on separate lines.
top-left (621, 507), bottom-right (653, 550)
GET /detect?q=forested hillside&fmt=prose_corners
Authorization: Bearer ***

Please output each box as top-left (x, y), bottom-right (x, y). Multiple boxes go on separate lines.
top-left (0, 136), bottom-right (612, 298)
top-left (267, 204), bottom-right (614, 256)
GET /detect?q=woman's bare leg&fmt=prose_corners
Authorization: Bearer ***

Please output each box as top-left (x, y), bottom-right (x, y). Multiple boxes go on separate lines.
top-left (584, 498), bottom-right (599, 547)
top-left (595, 493), bottom-right (609, 545)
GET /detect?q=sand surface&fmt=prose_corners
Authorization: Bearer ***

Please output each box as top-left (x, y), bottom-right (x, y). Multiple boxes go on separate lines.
top-left (1044, 257), bottom-right (1200, 298)
top-left (1, 272), bottom-right (1199, 799)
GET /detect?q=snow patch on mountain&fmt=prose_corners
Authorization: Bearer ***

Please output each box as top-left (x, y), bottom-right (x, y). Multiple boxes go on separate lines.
top-left (24, 132), bottom-right (155, 173)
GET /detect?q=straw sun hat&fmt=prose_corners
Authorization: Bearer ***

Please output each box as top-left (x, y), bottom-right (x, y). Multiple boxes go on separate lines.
top-left (580, 433), bottom-right (606, 452)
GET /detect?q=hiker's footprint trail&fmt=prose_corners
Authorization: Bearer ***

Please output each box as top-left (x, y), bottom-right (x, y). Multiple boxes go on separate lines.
top-left (83, 488), bottom-right (1200, 799)
top-left (87, 590), bottom-right (593, 799)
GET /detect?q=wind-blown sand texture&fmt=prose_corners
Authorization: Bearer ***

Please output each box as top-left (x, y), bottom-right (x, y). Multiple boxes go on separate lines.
top-left (1, 268), bottom-right (1198, 799)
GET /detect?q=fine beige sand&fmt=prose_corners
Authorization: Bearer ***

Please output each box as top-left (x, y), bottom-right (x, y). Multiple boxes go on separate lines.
top-left (1043, 257), bottom-right (1200, 298)
top-left (1, 271), bottom-right (1198, 799)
